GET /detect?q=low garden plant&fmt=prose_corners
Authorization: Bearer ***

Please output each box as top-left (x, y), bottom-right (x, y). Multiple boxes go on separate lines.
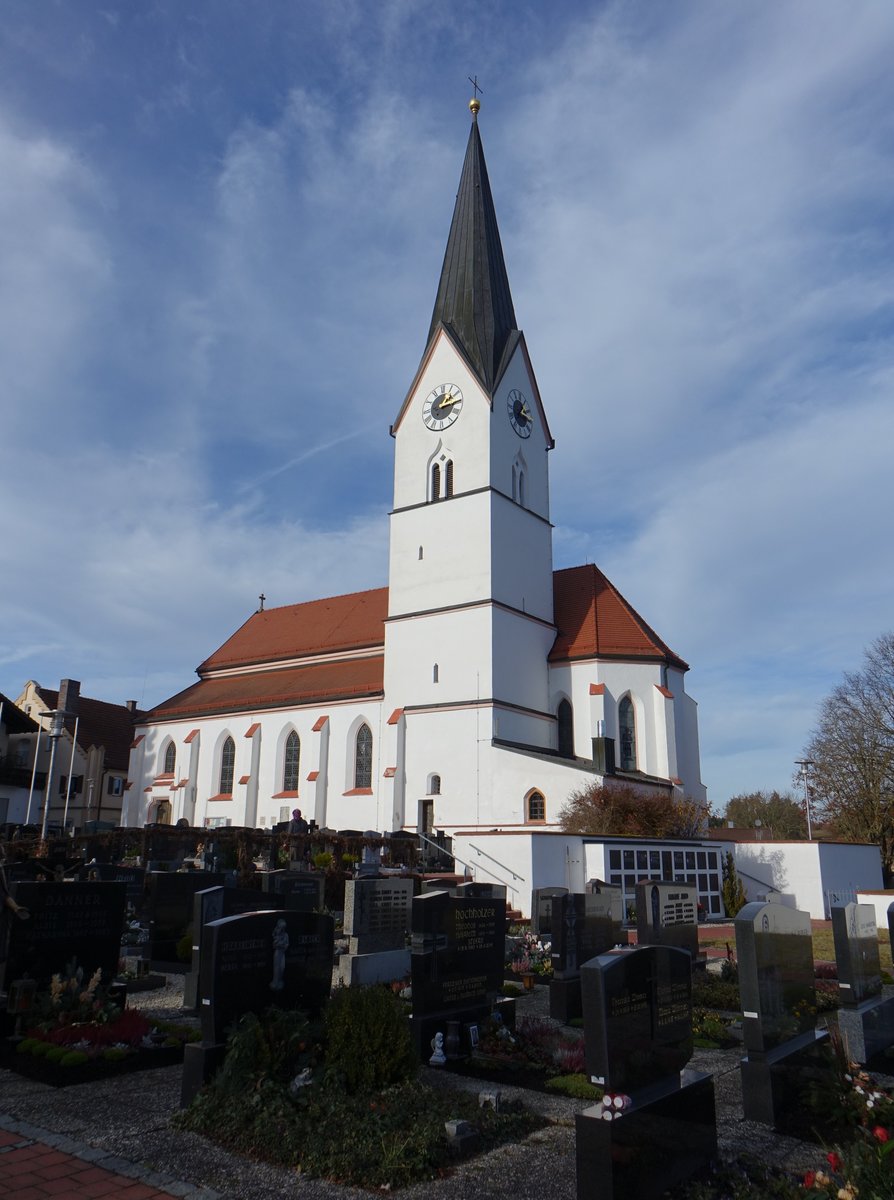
top-left (177, 990), bottom-right (545, 1188)
top-left (16, 959), bottom-right (198, 1065)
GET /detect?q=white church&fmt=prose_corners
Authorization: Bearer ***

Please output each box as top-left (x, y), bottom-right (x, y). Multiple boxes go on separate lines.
top-left (126, 100), bottom-right (707, 869)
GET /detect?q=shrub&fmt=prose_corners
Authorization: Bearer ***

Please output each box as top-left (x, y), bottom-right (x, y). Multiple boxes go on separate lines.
top-left (691, 973), bottom-right (740, 1012)
top-left (324, 985), bottom-right (416, 1094)
top-left (60, 1051), bottom-right (89, 1067)
top-left (45, 1046), bottom-right (68, 1063)
top-left (545, 1073), bottom-right (603, 1100)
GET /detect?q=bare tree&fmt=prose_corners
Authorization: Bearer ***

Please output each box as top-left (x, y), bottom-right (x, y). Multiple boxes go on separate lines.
top-left (803, 633), bottom-right (894, 883)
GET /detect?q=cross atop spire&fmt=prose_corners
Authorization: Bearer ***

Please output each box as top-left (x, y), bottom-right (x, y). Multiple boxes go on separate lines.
top-left (425, 106), bottom-right (518, 394)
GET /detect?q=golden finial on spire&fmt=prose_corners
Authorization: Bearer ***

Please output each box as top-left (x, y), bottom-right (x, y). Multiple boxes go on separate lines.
top-left (468, 75), bottom-right (482, 119)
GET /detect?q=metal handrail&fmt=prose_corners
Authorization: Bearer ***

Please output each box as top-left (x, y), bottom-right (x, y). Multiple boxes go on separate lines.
top-left (416, 832), bottom-right (519, 902)
top-left (466, 841), bottom-right (524, 882)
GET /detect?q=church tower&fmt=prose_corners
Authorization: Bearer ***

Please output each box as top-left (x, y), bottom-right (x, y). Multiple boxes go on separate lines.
top-left (385, 98), bottom-right (557, 826)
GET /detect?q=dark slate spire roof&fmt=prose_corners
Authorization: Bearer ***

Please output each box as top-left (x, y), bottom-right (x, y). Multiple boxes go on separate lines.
top-left (426, 110), bottom-right (518, 393)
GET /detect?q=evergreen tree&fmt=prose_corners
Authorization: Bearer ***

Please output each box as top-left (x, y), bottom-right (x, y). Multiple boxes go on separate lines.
top-left (721, 850), bottom-right (747, 918)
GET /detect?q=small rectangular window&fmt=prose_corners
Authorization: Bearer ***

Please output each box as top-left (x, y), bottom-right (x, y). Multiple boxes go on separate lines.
top-left (649, 851), bottom-right (660, 870)
top-left (636, 850), bottom-right (648, 869)
top-left (696, 851), bottom-right (707, 868)
top-left (623, 849), bottom-right (634, 869)
top-left (609, 850), bottom-right (621, 869)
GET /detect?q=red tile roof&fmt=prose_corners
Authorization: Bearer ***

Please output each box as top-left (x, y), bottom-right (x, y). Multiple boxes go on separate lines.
top-left (146, 657), bottom-right (384, 721)
top-left (550, 565), bottom-right (688, 671)
top-left (199, 587), bottom-right (389, 672)
top-left (144, 563), bottom-right (686, 721)
top-left (35, 688), bottom-right (144, 771)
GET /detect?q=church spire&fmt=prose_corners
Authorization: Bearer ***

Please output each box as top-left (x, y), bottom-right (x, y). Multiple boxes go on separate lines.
top-left (426, 97), bottom-right (518, 394)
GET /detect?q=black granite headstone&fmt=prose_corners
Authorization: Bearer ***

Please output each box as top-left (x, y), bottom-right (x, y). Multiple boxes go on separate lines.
top-left (200, 909), bottom-right (334, 1043)
top-left (79, 864), bottom-right (147, 913)
top-left (635, 881), bottom-right (699, 961)
top-left (581, 945), bottom-right (693, 1093)
top-left (261, 871), bottom-right (326, 911)
top-left (576, 944), bottom-right (715, 1200)
top-left (184, 886), bottom-right (284, 1008)
top-left (6, 881), bottom-right (127, 990)
top-left (531, 886), bottom-right (569, 937)
top-left (550, 888), bottom-right (626, 1024)
top-left (831, 902), bottom-right (882, 1007)
top-left (146, 870), bottom-right (225, 965)
top-left (410, 890), bottom-right (505, 1056)
top-left (735, 901), bottom-right (816, 1055)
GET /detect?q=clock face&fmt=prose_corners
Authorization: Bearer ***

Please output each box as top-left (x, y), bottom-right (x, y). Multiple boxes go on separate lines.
top-left (507, 388), bottom-right (532, 437)
top-left (422, 383), bottom-right (464, 431)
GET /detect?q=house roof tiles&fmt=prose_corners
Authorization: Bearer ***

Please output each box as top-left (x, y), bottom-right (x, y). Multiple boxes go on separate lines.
top-left (34, 687), bottom-right (144, 771)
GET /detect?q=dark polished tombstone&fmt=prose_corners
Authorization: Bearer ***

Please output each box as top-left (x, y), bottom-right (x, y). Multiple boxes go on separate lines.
top-left (146, 870), bottom-right (225, 966)
top-left (345, 877), bottom-right (413, 955)
top-left (581, 946), bottom-right (693, 1092)
top-left (635, 881), bottom-right (700, 962)
top-left (410, 890), bottom-right (505, 1058)
top-left (452, 881), bottom-right (507, 903)
top-left (260, 870), bottom-right (326, 911)
top-left (550, 887), bottom-right (625, 1024)
top-left (6, 881), bottom-right (127, 990)
top-left (183, 886), bottom-right (284, 1009)
top-left (831, 902), bottom-right (894, 1065)
top-left (531, 886), bottom-right (568, 937)
top-left (199, 909), bottom-right (334, 1044)
top-left (832, 902), bottom-right (882, 1006)
top-left (79, 863), bottom-right (147, 914)
top-left (576, 945), bottom-right (715, 1200)
top-left (736, 900), bottom-right (828, 1132)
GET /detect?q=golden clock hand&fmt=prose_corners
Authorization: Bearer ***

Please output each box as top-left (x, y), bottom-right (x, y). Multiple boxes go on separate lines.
top-left (438, 392), bottom-right (460, 408)
top-left (520, 404), bottom-right (532, 420)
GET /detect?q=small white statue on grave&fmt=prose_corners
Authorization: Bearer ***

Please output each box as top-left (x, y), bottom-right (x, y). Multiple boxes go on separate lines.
top-left (429, 1031), bottom-right (446, 1066)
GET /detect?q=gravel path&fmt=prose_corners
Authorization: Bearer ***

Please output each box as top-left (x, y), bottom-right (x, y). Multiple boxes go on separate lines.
top-left (1, 975), bottom-right (887, 1200)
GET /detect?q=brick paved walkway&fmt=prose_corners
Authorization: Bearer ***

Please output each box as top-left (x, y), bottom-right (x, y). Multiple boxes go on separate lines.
top-left (0, 1120), bottom-right (217, 1200)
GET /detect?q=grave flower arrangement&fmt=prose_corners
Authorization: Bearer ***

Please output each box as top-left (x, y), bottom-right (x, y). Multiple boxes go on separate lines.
top-left (14, 959), bottom-right (197, 1069)
top-left (509, 931), bottom-right (552, 978)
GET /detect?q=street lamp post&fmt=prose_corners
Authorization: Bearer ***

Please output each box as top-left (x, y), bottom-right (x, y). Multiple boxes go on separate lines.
top-left (40, 709), bottom-right (70, 840)
top-left (795, 759), bottom-right (815, 841)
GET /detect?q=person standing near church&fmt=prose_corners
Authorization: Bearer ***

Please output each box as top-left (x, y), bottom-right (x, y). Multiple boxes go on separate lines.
top-left (289, 808), bottom-right (308, 835)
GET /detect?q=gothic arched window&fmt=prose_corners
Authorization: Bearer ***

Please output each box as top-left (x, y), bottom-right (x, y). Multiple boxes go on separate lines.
top-left (354, 723), bottom-right (373, 789)
top-left (219, 736), bottom-right (235, 795)
top-left (557, 700), bottom-right (574, 758)
top-left (283, 731), bottom-right (300, 792)
top-left (429, 774), bottom-right (441, 795)
top-left (619, 697), bottom-right (637, 771)
top-left (527, 791), bottom-right (546, 822)
top-left (163, 741), bottom-right (176, 775)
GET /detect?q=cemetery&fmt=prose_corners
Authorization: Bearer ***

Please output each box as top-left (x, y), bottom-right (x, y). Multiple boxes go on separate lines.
top-left (1, 832), bottom-right (894, 1199)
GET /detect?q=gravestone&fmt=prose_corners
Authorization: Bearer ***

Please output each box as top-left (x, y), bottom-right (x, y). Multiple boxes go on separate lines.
top-left (146, 870), bottom-right (225, 966)
top-left (531, 886), bottom-right (568, 937)
top-left (339, 877), bottom-right (413, 985)
top-left (550, 887), bottom-right (625, 1024)
top-left (79, 863), bottom-right (147, 915)
top-left (831, 902), bottom-right (894, 1065)
top-left (199, 909), bottom-right (334, 1043)
top-left (182, 906), bottom-right (334, 1109)
top-left (576, 945), bottom-right (716, 1200)
top-left (411, 890), bottom-right (505, 1058)
top-left (452, 881), bottom-right (508, 903)
top-left (832, 902), bottom-right (882, 1006)
top-left (635, 881), bottom-right (700, 962)
top-left (183, 886), bottom-right (284, 1009)
top-left (270, 871), bottom-right (326, 912)
top-left (736, 900), bottom-right (828, 1133)
top-left (6, 881), bottom-right (127, 991)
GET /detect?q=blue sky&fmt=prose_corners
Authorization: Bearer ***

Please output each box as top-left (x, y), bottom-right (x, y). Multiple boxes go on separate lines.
top-left (1, 1), bottom-right (892, 813)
